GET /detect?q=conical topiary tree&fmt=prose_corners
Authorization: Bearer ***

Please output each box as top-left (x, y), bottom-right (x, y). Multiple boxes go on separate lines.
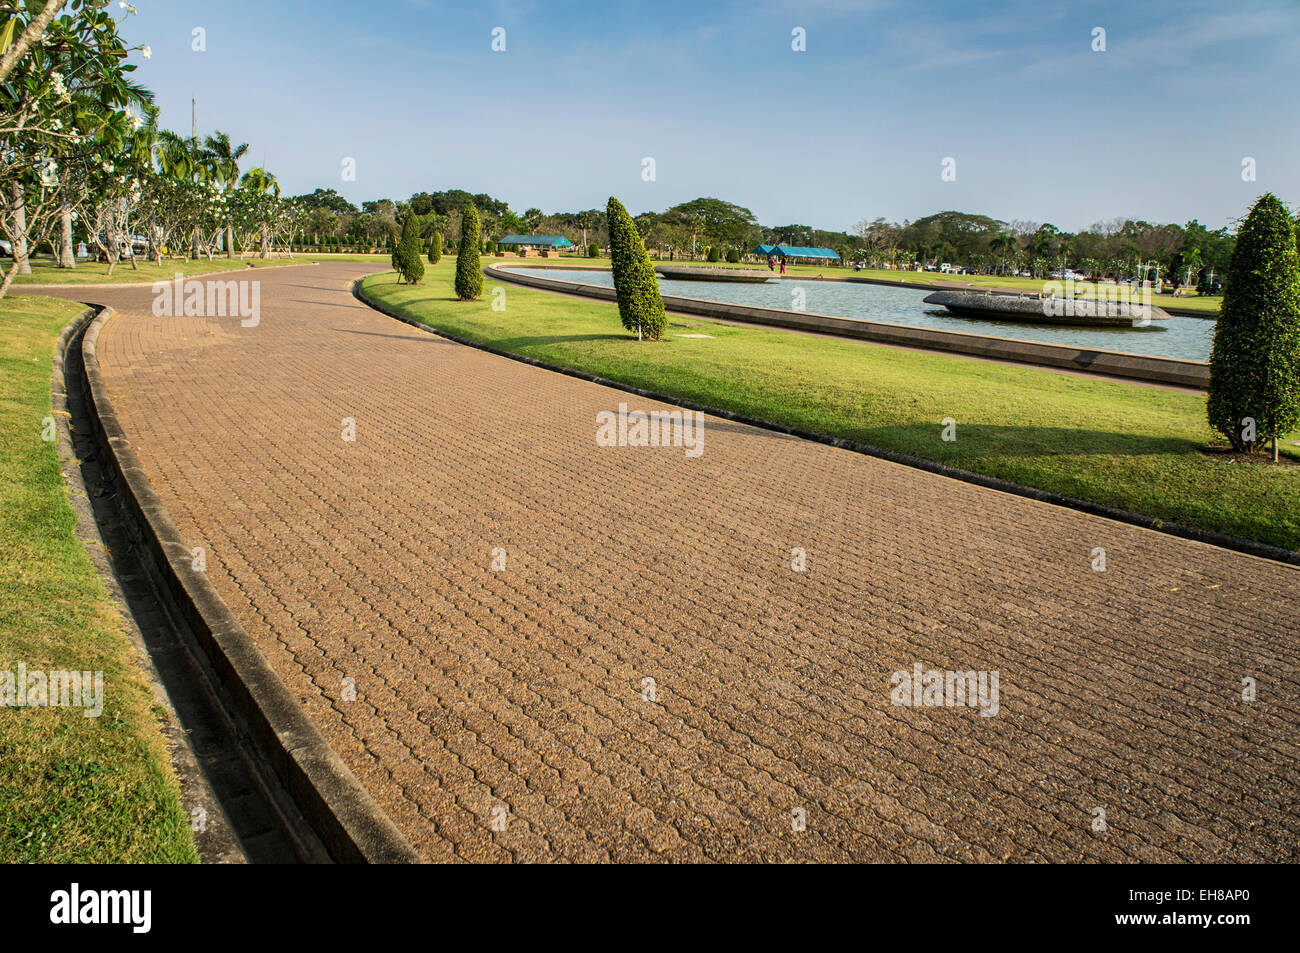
top-left (1207, 193), bottom-right (1300, 459)
top-left (389, 224), bottom-right (404, 280)
top-left (428, 232), bottom-right (442, 264)
top-left (606, 196), bottom-right (667, 341)
top-left (455, 206), bottom-right (483, 300)
top-left (399, 214), bottom-right (424, 285)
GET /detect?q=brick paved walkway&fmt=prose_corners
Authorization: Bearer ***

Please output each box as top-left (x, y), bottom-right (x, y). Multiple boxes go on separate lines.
top-left (64, 262), bottom-right (1300, 861)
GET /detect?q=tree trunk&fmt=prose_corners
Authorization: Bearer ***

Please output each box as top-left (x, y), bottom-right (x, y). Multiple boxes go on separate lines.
top-left (0, 260), bottom-right (18, 300)
top-left (260, 223), bottom-right (269, 259)
top-left (225, 223), bottom-right (234, 259)
top-left (10, 182), bottom-right (32, 275)
top-left (58, 202), bottom-right (75, 268)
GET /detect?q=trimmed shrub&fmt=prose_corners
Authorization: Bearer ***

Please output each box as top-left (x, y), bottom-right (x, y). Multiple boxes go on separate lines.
top-left (587, 241), bottom-right (599, 258)
top-left (606, 196), bottom-right (667, 341)
top-left (455, 206), bottom-right (483, 300)
top-left (398, 214), bottom-right (424, 285)
top-left (428, 232), bottom-right (442, 264)
top-left (389, 224), bottom-right (402, 276)
top-left (1207, 192), bottom-right (1300, 454)
top-left (707, 245), bottom-right (720, 262)
top-left (725, 247), bottom-right (740, 263)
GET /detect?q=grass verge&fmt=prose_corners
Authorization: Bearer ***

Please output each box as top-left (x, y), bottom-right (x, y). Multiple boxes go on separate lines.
top-left (0, 294), bottom-right (198, 863)
top-left (360, 263), bottom-right (1298, 551)
top-left (9, 253), bottom-right (392, 287)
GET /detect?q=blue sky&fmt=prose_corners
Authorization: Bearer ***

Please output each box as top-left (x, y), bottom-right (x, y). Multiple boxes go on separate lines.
top-left (120, 0), bottom-right (1300, 232)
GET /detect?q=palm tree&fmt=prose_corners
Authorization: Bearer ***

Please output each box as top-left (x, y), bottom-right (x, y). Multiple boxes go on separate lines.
top-left (239, 166), bottom-right (279, 258)
top-left (154, 129), bottom-right (211, 258)
top-left (989, 231), bottom-right (1016, 275)
top-left (202, 131), bottom-right (249, 257)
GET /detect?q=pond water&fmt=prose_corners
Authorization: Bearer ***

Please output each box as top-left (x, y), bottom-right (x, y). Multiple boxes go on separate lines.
top-left (517, 268), bottom-right (1214, 362)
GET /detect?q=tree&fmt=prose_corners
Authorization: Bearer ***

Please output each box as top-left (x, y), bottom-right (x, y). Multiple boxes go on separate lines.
top-left (1207, 194), bottom-right (1300, 460)
top-left (397, 213), bottom-right (424, 285)
top-left (662, 197), bottom-right (756, 257)
top-left (428, 231), bottom-right (441, 264)
top-left (455, 204), bottom-right (482, 300)
top-left (989, 231), bottom-right (1017, 274)
top-left (388, 223), bottom-right (402, 274)
top-left (0, 1), bottom-right (69, 82)
top-left (606, 196), bottom-right (666, 341)
top-left (238, 165), bottom-right (278, 257)
top-left (202, 131), bottom-right (249, 257)
top-left (1, 0), bottom-right (150, 294)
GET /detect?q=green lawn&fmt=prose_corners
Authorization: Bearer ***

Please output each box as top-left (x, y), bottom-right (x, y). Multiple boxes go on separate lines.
top-left (0, 295), bottom-right (197, 863)
top-left (361, 263), bottom-right (1298, 551)
top-left (10, 252), bottom-right (391, 287)
top-left (518, 256), bottom-right (1221, 315)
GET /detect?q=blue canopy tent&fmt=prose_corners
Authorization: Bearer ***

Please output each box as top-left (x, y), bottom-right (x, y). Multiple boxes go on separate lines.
top-left (771, 244), bottom-right (840, 262)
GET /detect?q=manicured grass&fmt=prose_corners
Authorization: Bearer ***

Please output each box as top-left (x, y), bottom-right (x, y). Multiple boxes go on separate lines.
top-left (0, 295), bottom-right (198, 863)
top-left (361, 263), bottom-right (1299, 551)
top-left (9, 253), bottom-right (390, 287)
top-left (523, 256), bottom-right (1221, 314)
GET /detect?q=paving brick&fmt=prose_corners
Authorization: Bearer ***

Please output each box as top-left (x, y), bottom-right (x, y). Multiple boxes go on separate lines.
top-left (58, 263), bottom-right (1300, 862)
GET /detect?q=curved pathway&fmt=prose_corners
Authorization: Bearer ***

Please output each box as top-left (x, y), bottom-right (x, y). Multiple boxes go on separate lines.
top-left (49, 262), bottom-right (1300, 861)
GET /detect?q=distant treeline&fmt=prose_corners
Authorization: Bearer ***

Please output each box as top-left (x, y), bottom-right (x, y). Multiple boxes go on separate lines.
top-left (289, 187), bottom-right (1299, 285)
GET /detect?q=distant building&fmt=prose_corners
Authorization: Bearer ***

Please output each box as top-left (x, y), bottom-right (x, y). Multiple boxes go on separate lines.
top-left (498, 234), bottom-right (574, 257)
top-left (752, 243), bottom-right (840, 264)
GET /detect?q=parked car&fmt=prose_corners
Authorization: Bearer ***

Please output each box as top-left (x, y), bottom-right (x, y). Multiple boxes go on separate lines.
top-left (0, 239), bottom-right (11, 258)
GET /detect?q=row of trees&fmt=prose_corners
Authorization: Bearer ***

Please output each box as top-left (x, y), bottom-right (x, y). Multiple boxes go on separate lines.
top-left (1, 2), bottom-right (298, 299)
top-left (849, 211), bottom-right (1246, 288)
top-left (288, 179), bottom-right (1276, 292)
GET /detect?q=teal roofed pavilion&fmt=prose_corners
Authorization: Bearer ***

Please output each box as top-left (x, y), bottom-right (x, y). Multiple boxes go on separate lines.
top-left (771, 244), bottom-right (840, 262)
top-left (497, 234), bottom-right (575, 258)
top-left (498, 234), bottom-right (574, 248)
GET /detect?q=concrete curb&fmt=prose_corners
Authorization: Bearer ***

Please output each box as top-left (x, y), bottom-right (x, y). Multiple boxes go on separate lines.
top-left (356, 275), bottom-right (1299, 568)
top-left (486, 263), bottom-right (1211, 389)
top-left (52, 306), bottom-right (248, 863)
top-left (79, 306), bottom-right (421, 864)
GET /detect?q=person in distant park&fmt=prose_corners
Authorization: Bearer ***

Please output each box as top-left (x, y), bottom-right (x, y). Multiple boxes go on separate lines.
top-left (768, 255), bottom-right (775, 271)
top-left (779, 257), bottom-right (787, 275)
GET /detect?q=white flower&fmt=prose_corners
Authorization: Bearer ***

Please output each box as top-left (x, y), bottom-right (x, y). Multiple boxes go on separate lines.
top-left (119, 2), bottom-right (138, 13)
top-left (141, 45), bottom-right (151, 59)
top-left (51, 119), bottom-right (63, 130)
top-left (102, 161), bottom-right (115, 173)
